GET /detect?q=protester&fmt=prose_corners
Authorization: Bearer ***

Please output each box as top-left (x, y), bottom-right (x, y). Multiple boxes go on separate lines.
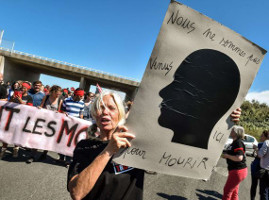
top-left (5, 81), bottom-right (11, 92)
top-left (62, 88), bottom-right (69, 99)
top-left (250, 131), bottom-right (268, 200)
top-left (59, 88), bottom-right (85, 167)
top-left (37, 85), bottom-right (63, 161)
top-left (0, 73), bottom-right (8, 100)
top-left (0, 78), bottom-right (4, 86)
top-left (0, 84), bottom-right (7, 100)
top-left (11, 82), bottom-right (33, 106)
top-left (28, 80), bottom-right (45, 107)
top-left (0, 74), bottom-right (10, 158)
top-left (257, 130), bottom-right (269, 200)
top-left (222, 125), bottom-right (247, 200)
top-left (0, 82), bottom-right (33, 159)
top-left (62, 88), bottom-right (85, 119)
top-left (26, 80), bottom-right (45, 163)
top-left (40, 85), bottom-right (63, 111)
top-left (7, 81), bottom-right (20, 100)
top-left (43, 85), bottom-right (50, 95)
top-left (83, 92), bottom-right (95, 122)
top-left (67, 91), bottom-right (143, 200)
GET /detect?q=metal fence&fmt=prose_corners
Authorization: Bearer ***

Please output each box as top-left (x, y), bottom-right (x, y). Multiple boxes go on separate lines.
top-left (0, 46), bottom-right (140, 83)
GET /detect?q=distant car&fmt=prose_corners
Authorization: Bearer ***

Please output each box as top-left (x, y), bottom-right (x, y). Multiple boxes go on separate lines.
top-left (224, 133), bottom-right (258, 156)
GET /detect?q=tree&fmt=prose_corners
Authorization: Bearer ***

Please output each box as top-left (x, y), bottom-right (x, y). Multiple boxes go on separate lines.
top-left (239, 100), bottom-right (269, 139)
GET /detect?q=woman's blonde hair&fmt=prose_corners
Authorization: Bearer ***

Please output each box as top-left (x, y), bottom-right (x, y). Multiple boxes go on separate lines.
top-left (91, 91), bottom-right (126, 126)
top-left (232, 125), bottom-right (245, 139)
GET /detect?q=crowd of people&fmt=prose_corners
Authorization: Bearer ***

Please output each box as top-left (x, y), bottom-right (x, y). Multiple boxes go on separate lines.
top-left (0, 76), bottom-right (268, 200)
top-left (0, 79), bottom-right (100, 165)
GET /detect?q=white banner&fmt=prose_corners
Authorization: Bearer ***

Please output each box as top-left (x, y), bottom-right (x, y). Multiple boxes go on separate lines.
top-left (0, 101), bottom-right (92, 156)
top-left (113, 1), bottom-right (267, 179)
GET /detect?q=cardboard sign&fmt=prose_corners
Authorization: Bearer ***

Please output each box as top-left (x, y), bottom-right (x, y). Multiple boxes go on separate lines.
top-left (0, 101), bottom-right (92, 156)
top-left (113, 1), bottom-right (267, 179)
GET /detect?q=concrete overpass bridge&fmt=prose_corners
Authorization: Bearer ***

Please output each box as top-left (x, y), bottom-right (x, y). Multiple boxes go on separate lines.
top-left (0, 48), bottom-right (140, 100)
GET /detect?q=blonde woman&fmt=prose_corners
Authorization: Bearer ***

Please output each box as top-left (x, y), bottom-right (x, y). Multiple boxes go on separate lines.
top-left (68, 91), bottom-right (144, 200)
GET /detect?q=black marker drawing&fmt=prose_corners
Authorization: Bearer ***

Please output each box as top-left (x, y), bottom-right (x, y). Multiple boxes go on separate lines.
top-left (158, 49), bottom-right (240, 149)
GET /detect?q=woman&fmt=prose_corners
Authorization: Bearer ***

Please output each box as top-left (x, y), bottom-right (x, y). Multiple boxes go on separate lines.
top-left (39, 85), bottom-right (63, 111)
top-left (250, 131), bottom-right (268, 200)
top-left (67, 91), bottom-right (144, 200)
top-left (222, 125), bottom-right (248, 200)
top-left (37, 85), bottom-right (63, 161)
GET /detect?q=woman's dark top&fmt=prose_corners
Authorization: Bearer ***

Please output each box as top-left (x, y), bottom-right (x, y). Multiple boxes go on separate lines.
top-left (68, 138), bottom-right (144, 200)
top-left (226, 139), bottom-right (247, 171)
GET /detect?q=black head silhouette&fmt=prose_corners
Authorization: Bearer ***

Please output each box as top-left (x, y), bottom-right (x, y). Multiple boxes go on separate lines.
top-left (158, 49), bottom-right (240, 149)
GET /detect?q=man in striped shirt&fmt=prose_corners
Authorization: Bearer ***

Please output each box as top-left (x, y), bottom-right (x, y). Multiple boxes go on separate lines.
top-left (59, 88), bottom-right (85, 167)
top-left (62, 88), bottom-right (85, 119)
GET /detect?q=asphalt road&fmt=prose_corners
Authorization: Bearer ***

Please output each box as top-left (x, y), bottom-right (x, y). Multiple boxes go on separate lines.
top-left (0, 147), bottom-right (260, 200)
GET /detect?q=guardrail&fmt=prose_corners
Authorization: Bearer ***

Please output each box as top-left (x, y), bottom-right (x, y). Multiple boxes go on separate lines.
top-left (0, 47), bottom-right (140, 83)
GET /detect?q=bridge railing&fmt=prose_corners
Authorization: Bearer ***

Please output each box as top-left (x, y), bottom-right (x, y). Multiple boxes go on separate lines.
top-left (0, 46), bottom-right (140, 83)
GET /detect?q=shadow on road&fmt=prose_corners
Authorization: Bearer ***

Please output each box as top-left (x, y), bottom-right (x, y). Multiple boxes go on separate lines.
top-left (196, 189), bottom-right (222, 199)
top-left (0, 147), bottom-right (66, 167)
top-left (157, 192), bottom-right (188, 200)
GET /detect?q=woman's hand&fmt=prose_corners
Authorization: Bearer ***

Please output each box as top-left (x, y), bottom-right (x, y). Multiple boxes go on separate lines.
top-left (105, 126), bottom-right (135, 155)
top-left (15, 95), bottom-right (24, 104)
top-left (230, 108), bottom-right (241, 122)
top-left (221, 153), bottom-right (228, 159)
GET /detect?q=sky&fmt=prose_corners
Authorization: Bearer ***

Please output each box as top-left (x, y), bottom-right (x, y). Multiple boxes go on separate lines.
top-left (0, 0), bottom-right (269, 103)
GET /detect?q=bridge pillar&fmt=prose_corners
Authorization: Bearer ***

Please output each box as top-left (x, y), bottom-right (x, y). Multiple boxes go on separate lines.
top-left (79, 77), bottom-right (85, 89)
top-left (0, 56), bottom-right (4, 74)
top-left (80, 78), bottom-right (95, 92)
top-left (2, 57), bottom-right (40, 83)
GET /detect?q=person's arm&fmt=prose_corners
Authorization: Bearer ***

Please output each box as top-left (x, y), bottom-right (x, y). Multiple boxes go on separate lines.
top-left (60, 99), bottom-right (69, 115)
top-left (79, 106), bottom-right (84, 119)
top-left (222, 153), bottom-right (243, 161)
top-left (58, 99), bottom-right (63, 112)
top-left (222, 139), bottom-right (245, 162)
top-left (258, 141), bottom-right (268, 158)
top-left (68, 126), bottom-right (135, 200)
top-left (39, 95), bottom-right (47, 108)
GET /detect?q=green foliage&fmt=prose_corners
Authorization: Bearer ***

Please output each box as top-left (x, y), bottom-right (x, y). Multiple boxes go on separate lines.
top-left (238, 100), bottom-right (269, 141)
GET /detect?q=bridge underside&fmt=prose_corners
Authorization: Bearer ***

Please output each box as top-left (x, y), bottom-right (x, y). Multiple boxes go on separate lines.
top-left (0, 54), bottom-right (138, 101)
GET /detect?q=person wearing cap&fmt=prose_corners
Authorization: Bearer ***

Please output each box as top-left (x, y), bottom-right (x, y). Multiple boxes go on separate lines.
top-left (59, 88), bottom-right (85, 166)
top-left (62, 88), bottom-right (69, 99)
top-left (62, 88), bottom-right (85, 119)
top-left (11, 81), bottom-right (33, 106)
top-left (0, 81), bottom-right (33, 159)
